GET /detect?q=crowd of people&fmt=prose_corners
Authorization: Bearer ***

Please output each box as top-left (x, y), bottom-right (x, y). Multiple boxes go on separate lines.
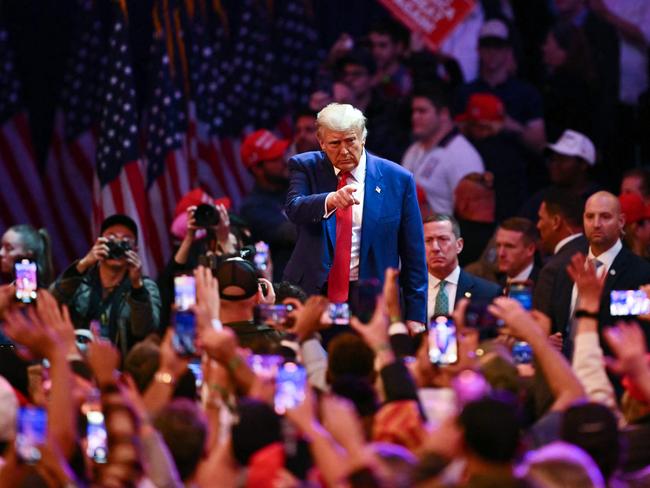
top-left (1, 0), bottom-right (650, 486)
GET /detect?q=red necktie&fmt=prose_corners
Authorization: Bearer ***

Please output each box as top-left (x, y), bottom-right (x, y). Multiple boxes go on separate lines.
top-left (328, 172), bottom-right (352, 302)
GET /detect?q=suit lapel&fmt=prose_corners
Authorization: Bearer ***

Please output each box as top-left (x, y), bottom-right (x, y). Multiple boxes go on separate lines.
top-left (318, 155), bottom-right (338, 250)
top-left (602, 248), bottom-right (629, 303)
top-left (359, 155), bottom-right (384, 269)
top-left (457, 271), bottom-right (472, 300)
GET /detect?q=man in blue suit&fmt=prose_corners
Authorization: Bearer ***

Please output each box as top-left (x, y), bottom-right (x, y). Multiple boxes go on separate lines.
top-left (283, 103), bottom-right (427, 329)
top-left (424, 214), bottom-right (501, 320)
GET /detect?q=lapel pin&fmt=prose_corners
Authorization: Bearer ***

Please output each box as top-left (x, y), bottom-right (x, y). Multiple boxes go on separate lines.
top-left (375, 186), bottom-right (381, 194)
top-left (610, 269), bottom-right (616, 276)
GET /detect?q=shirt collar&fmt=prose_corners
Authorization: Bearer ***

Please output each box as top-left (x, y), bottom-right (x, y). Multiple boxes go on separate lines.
top-left (554, 233), bottom-right (583, 255)
top-left (509, 262), bottom-right (534, 283)
top-left (588, 239), bottom-right (623, 271)
top-left (332, 149), bottom-right (366, 182)
top-left (430, 265), bottom-right (461, 287)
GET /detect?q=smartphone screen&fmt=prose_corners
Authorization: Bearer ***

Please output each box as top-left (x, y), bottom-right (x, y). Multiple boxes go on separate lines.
top-left (247, 354), bottom-right (284, 376)
top-left (610, 290), bottom-right (650, 316)
top-left (254, 242), bottom-right (270, 271)
top-left (16, 406), bottom-right (47, 464)
top-left (254, 304), bottom-right (292, 325)
top-left (508, 283), bottom-right (533, 311)
top-left (329, 303), bottom-right (350, 325)
top-left (172, 310), bottom-right (197, 356)
top-left (350, 278), bottom-right (381, 323)
top-left (428, 316), bottom-right (458, 366)
top-left (86, 410), bottom-right (108, 463)
top-left (14, 259), bottom-right (38, 304)
top-left (187, 359), bottom-right (203, 389)
top-left (174, 275), bottom-right (196, 311)
top-left (274, 362), bottom-right (307, 414)
top-left (512, 341), bottom-right (533, 364)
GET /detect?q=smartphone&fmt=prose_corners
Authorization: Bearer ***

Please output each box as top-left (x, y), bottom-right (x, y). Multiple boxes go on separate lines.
top-left (172, 310), bottom-right (197, 356)
top-left (14, 259), bottom-right (38, 304)
top-left (350, 278), bottom-right (381, 323)
top-left (274, 362), bottom-right (307, 414)
top-left (255, 304), bottom-right (293, 325)
top-left (428, 316), bottom-right (458, 366)
top-left (508, 283), bottom-right (533, 311)
top-left (188, 359), bottom-right (203, 389)
top-left (465, 298), bottom-right (503, 339)
top-left (329, 303), bottom-right (350, 325)
top-left (86, 410), bottom-right (108, 464)
top-left (247, 354), bottom-right (284, 376)
top-left (254, 242), bottom-right (270, 272)
top-left (16, 406), bottom-right (47, 464)
top-left (174, 275), bottom-right (196, 311)
top-left (512, 341), bottom-right (533, 365)
top-left (610, 290), bottom-right (650, 316)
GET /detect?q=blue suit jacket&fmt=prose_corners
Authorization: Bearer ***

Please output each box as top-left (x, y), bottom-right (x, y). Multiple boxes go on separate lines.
top-left (283, 151), bottom-right (427, 323)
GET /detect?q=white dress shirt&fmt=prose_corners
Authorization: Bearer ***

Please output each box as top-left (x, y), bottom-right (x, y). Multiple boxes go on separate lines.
top-left (508, 262), bottom-right (534, 284)
top-left (428, 266), bottom-right (461, 321)
top-left (569, 239), bottom-right (623, 318)
top-left (554, 233), bottom-right (583, 255)
top-left (324, 150), bottom-right (366, 281)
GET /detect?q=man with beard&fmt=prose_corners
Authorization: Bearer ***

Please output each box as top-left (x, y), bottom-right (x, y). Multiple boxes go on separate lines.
top-left (239, 129), bottom-right (297, 281)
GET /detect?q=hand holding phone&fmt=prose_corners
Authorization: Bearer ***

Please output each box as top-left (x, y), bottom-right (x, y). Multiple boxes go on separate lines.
top-left (174, 275), bottom-right (196, 311)
top-left (16, 406), bottom-right (47, 464)
top-left (14, 259), bottom-right (37, 304)
top-left (86, 410), bottom-right (108, 463)
top-left (172, 310), bottom-right (197, 356)
top-left (274, 362), bottom-right (307, 414)
top-left (428, 316), bottom-right (458, 366)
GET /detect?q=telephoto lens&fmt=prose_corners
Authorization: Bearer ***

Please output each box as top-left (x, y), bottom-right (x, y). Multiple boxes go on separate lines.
top-left (194, 204), bottom-right (219, 227)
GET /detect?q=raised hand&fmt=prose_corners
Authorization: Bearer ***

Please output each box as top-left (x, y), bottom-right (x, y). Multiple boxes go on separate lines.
top-left (77, 237), bottom-right (109, 273)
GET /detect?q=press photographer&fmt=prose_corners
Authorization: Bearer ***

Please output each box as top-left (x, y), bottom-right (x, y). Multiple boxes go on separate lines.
top-left (51, 214), bottom-right (161, 355)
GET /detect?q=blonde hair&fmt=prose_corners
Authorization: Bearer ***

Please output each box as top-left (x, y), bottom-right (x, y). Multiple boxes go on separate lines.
top-left (316, 103), bottom-right (367, 142)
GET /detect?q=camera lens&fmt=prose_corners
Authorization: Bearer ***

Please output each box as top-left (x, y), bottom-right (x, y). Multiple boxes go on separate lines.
top-left (194, 204), bottom-right (219, 227)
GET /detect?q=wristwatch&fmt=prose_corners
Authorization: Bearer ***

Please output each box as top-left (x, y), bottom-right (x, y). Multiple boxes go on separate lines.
top-left (154, 371), bottom-right (175, 386)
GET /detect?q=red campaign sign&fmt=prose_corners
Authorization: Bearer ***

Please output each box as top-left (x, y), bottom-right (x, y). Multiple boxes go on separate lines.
top-left (378, 0), bottom-right (477, 50)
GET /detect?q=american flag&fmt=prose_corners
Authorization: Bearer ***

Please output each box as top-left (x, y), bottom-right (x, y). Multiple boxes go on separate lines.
top-left (44, 0), bottom-right (106, 272)
top-left (143, 13), bottom-right (193, 271)
top-left (184, 0), bottom-right (252, 208)
top-left (0, 26), bottom-right (52, 239)
top-left (93, 1), bottom-right (154, 275)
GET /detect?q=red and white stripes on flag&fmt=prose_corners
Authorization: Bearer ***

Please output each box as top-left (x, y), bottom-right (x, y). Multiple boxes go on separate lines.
top-left (43, 110), bottom-right (95, 271)
top-left (189, 103), bottom-right (253, 209)
top-left (91, 160), bottom-right (158, 276)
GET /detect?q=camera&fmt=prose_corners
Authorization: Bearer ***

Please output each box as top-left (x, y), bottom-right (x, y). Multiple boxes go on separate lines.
top-left (194, 204), bottom-right (219, 227)
top-left (106, 240), bottom-right (131, 259)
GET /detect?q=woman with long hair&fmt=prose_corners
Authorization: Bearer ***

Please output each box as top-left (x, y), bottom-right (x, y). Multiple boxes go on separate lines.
top-left (0, 224), bottom-right (54, 286)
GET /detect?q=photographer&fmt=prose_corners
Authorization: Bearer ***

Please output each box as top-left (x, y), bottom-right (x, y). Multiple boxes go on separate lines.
top-left (51, 214), bottom-right (161, 355)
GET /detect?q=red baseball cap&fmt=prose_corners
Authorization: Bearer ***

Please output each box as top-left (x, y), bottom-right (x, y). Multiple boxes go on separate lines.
top-left (619, 193), bottom-right (645, 225)
top-left (456, 93), bottom-right (505, 123)
top-left (173, 188), bottom-right (231, 219)
top-left (240, 129), bottom-right (290, 168)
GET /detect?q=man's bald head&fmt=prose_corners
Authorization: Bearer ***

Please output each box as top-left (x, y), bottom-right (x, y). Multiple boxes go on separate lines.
top-left (583, 191), bottom-right (624, 255)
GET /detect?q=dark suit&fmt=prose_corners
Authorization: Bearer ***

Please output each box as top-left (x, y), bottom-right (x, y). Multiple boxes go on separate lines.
top-left (533, 234), bottom-right (588, 332)
top-left (284, 151), bottom-right (427, 323)
top-left (456, 269), bottom-right (503, 304)
top-left (546, 242), bottom-right (650, 353)
top-left (497, 263), bottom-right (541, 294)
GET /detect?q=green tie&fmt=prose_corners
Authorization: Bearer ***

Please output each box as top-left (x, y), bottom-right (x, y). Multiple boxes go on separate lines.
top-left (434, 280), bottom-right (449, 316)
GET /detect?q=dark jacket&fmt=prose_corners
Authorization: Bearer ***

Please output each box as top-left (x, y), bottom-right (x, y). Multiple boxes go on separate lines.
top-left (51, 261), bottom-right (161, 355)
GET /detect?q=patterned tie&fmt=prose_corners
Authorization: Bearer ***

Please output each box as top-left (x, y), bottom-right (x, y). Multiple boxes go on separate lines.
top-left (589, 258), bottom-right (604, 275)
top-left (328, 172), bottom-right (353, 302)
top-left (433, 280), bottom-right (449, 316)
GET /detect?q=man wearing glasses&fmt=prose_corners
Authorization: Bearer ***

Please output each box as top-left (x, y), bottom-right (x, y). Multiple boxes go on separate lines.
top-left (51, 214), bottom-right (161, 355)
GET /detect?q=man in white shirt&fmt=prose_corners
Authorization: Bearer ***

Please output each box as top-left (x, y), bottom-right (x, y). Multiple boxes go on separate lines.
top-left (402, 85), bottom-right (484, 215)
top-left (495, 217), bottom-right (539, 291)
top-left (424, 214), bottom-right (500, 321)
